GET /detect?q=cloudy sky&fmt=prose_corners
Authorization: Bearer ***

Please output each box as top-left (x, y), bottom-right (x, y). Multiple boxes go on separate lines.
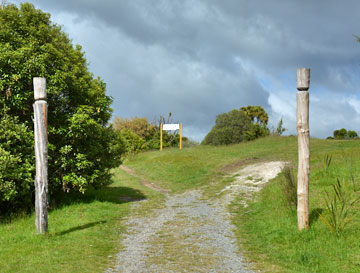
top-left (12, 0), bottom-right (360, 141)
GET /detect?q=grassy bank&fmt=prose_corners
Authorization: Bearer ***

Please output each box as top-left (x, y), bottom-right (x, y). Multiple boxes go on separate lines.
top-left (0, 168), bottom-right (163, 273)
top-left (231, 138), bottom-right (360, 273)
top-left (125, 136), bottom-right (360, 272)
top-left (2, 136), bottom-right (359, 272)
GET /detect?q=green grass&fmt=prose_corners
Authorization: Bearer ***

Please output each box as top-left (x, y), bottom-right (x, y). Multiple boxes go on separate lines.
top-left (2, 135), bottom-right (360, 272)
top-left (125, 136), bottom-right (360, 272)
top-left (0, 168), bottom-right (164, 273)
top-left (126, 136), bottom-right (297, 193)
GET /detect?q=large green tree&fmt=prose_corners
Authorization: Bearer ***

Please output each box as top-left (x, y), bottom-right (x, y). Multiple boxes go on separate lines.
top-left (202, 106), bottom-right (270, 145)
top-left (202, 109), bottom-right (252, 145)
top-left (0, 3), bottom-right (124, 211)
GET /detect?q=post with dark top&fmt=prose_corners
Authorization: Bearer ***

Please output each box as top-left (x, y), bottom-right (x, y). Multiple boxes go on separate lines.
top-left (33, 77), bottom-right (48, 234)
top-left (296, 68), bottom-right (310, 230)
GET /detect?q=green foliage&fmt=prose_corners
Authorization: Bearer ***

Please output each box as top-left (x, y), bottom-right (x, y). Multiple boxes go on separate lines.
top-left (347, 130), bottom-right (358, 138)
top-left (120, 129), bottom-right (147, 157)
top-left (0, 3), bottom-right (124, 212)
top-left (322, 154), bottom-right (332, 175)
top-left (275, 117), bottom-right (287, 136)
top-left (113, 117), bottom-right (156, 140)
top-left (319, 178), bottom-right (360, 234)
top-left (0, 109), bottom-right (34, 211)
top-left (240, 105), bottom-right (269, 125)
top-left (202, 106), bottom-right (270, 145)
top-left (146, 129), bottom-right (180, 149)
top-left (333, 128), bottom-right (358, 139)
top-left (113, 115), bottom-right (182, 152)
top-left (202, 109), bottom-right (252, 145)
top-left (279, 164), bottom-right (297, 210)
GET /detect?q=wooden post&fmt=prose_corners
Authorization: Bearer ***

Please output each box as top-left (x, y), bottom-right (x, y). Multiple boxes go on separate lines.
top-left (160, 123), bottom-right (163, 152)
top-left (297, 68), bottom-right (310, 230)
top-left (33, 77), bottom-right (48, 234)
top-left (180, 123), bottom-right (182, 150)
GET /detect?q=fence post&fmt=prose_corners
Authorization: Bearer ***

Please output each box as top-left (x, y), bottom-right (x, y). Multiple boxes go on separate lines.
top-left (297, 68), bottom-right (310, 230)
top-left (33, 77), bottom-right (48, 234)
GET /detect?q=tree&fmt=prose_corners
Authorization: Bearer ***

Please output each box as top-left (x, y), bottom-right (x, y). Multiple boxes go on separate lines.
top-left (332, 128), bottom-right (358, 139)
top-left (113, 117), bottom-right (156, 140)
top-left (0, 3), bottom-right (124, 211)
top-left (347, 130), bottom-right (358, 138)
top-left (202, 109), bottom-right (253, 145)
top-left (275, 117), bottom-right (287, 136)
top-left (240, 106), bottom-right (269, 125)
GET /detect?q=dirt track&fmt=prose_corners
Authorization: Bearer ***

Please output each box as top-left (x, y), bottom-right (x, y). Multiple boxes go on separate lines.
top-left (107, 161), bottom-right (285, 273)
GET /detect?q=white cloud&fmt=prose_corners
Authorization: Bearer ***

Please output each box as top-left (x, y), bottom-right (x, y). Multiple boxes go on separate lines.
top-left (10, 0), bottom-right (360, 141)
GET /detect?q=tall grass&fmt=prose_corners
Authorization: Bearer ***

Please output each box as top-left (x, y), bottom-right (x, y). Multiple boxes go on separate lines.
top-left (280, 164), bottom-right (297, 210)
top-left (319, 178), bottom-right (360, 234)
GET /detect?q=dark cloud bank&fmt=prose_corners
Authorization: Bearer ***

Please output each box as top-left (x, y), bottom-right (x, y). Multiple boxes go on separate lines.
top-left (13, 0), bottom-right (360, 140)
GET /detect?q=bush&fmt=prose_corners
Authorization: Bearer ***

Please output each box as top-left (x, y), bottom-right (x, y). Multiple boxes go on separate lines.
top-left (113, 116), bottom-right (183, 151)
top-left (279, 164), bottom-right (297, 210)
top-left (120, 129), bottom-right (147, 157)
top-left (319, 179), bottom-right (360, 234)
top-left (202, 109), bottom-right (252, 145)
top-left (0, 110), bottom-right (34, 211)
top-left (333, 128), bottom-right (358, 139)
top-left (0, 3), bottom-right (125, 212)
top-left (202, 106), bottom-right (270, 145)
top-left (113, 117), bottom-right (156, 141)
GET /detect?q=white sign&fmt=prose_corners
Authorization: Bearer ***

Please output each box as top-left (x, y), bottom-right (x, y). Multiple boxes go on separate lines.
top-left (163, 124), bottom-right (180, 131)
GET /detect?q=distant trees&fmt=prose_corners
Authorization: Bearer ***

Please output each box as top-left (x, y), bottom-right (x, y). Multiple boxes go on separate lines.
top-left (113, 116), bottom-right (183, 155)
top-left (331, 128), bottom-right (358, 139)
top-left (202, 106), bottom-right (270, 145)
top-left (0, 3), bottom-right (124, 212)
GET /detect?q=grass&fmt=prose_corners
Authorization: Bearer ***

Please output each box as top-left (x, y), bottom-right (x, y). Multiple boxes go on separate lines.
top-left (2, 135), bottom-right (360, 272)
top-left (126, 136), bottom-right (297, 193)
top-left (125, 136), bottom-right (360, 272)
top-left (229, 138), bottom-right (360, 273)
top-left (0, 168), bottom-right (164, 273)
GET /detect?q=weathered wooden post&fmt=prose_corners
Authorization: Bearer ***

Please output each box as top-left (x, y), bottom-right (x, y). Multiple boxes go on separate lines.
top-left (297, 68), bottom-right (310, 230)
top-left (33, 77), bottom-right (48, 234)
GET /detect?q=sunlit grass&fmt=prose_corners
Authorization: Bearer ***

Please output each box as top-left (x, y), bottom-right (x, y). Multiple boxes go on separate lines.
top-left (2, 136), bottom-right (360, 272)
top-left (0, 168), bottom-right (163, 273)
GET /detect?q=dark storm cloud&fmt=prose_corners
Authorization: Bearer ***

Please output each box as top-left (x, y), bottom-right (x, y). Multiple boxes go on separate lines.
top-left (12, 0), bottom-right (360, 140)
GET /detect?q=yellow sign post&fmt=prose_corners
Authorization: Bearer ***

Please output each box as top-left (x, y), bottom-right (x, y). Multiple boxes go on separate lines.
top-left (180, 123), bottom-right (182, 150)
top-left (160, 123), bottom-right (182, 151)
top-left (160, 123), bottom-right (163, 152)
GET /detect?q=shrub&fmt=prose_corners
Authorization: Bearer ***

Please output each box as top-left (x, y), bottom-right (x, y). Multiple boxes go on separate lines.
top-left (0, 3), bottom-right (125, 213)
top-left (279, 164), bottom-right (297, 210)
top-left (202, 109), bottom-right (252, 145)
top-left (120, 129), bottom-right (147, 157)
top-left (202, 106), bottom-right (270, 145)
top-left (113, 117), bottom-right (156, 141)
top-left (333, 128), bottom-right (358, 139)
top-left (0, 110), bottom-right (34, 211)
top-left (319, 179), bottom-right (360, 234)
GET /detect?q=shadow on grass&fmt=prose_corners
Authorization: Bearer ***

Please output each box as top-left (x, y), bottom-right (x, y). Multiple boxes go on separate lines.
top-left (1, 184), bottom-right (147, 223)
top-left (310, 208), bottom-right (323, 226)
top-left (55, 220), bottom-right (108, 236)
top-left (50, 186), bottom-right (147, 211)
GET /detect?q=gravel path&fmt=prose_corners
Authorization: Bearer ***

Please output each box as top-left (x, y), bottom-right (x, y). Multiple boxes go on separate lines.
top-left (106, 161), bottom-right (285, 273)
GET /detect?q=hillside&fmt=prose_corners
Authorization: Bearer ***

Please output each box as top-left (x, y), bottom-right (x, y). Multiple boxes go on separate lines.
top-left (1, 136), bottom-right (360, 272)
top-left (122, 135), bottom-right (360, 272)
